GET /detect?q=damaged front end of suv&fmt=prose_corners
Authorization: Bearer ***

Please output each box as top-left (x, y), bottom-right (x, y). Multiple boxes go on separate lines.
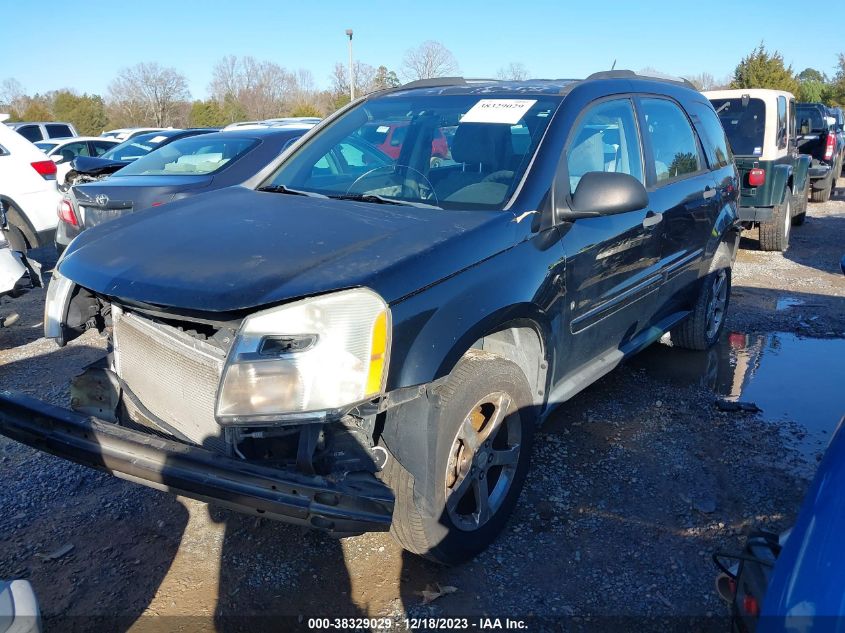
top-left (6, 273), bottom-right (396, 535)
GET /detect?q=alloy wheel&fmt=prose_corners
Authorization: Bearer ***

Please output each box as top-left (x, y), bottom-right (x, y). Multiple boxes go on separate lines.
top-left (706, 269), bottom-right (728, 340)
top-left (445, 391), bottom-right (522, 531)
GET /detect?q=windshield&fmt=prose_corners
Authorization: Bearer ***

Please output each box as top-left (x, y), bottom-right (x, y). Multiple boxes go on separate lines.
top-left (262, 94), bottom-right (561, 210)
top-left (709, 98), bottom-right (765, 156)
top-left (101, 132), bottom-right (174, 162)
top-left (115, 136), bottom-right (258, 176)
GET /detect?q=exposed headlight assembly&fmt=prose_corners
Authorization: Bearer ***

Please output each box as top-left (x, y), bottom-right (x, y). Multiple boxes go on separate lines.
top-left (216, 288), bottom-right (390, 425)
top-left (43, 269), bottom-right (74, 345)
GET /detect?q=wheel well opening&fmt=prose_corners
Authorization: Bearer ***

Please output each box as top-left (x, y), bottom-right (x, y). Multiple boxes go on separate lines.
top-left (470, 325), bottom-right (547, 406)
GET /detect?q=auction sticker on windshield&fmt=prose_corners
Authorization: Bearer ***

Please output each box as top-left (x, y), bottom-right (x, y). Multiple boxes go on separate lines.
top-left (461, 99), bottom-right (537, 125)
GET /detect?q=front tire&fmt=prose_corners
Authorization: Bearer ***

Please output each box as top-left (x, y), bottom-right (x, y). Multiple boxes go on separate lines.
top-left (670, 267), bottom-right (731, 351)
top-left (759, 194), bottom-right (791, 252)
top-left (385, 351), bottom-right (534, 565)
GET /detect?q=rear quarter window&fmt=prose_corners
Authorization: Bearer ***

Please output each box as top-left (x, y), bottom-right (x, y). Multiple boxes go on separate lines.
top-left (46, 124), bottom-right (74, 139)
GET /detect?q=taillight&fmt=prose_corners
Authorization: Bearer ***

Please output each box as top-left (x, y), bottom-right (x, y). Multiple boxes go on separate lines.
top-left (743, 594), bottom-right (760, 617)
top-left (748, 168), bottom-right (765, 187)
top-left (57, 199), bottom-right (78, 227)
top-left (824, 134), bottom-right (835, 161)
top-left (31, 160), bottom-right (57, 179)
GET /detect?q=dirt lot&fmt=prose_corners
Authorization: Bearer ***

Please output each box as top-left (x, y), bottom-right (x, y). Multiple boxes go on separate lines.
top-left (1, 183), bottom-right (844, 632)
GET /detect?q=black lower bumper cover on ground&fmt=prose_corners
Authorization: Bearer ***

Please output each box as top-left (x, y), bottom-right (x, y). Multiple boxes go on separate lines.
top-left (0, 391), bottom-right (394, 536)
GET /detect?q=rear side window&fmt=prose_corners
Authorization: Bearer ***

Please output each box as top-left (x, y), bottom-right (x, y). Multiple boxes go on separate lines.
top-left (777, 97), bottom-right (787, 149)
top-left (16, 125), bottom-right (43, 142)
top-left (640, 98), bottom-right (702, 184)
top-left (566, 98), bottom-right (643, 192)
top-left (46, 124), bottom-right (73, 139)
top-left (688, 102), bottom-right (732, 169)
top-left (90, 140), bottom-right (116, 156)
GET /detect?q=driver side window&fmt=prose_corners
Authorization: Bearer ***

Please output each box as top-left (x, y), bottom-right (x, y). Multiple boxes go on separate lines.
top-left (566, 99), bottom-right (643, 193)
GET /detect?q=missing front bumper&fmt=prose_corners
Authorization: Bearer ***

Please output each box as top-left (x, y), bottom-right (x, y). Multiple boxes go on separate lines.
top-left (0, 391), bottom-right (394, 536)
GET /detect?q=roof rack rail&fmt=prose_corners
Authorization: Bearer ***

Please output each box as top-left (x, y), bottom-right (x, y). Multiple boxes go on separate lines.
top-left (585, 69), bottom-right (697, 90)
top-left (398, 77), bottom-right (468, 90)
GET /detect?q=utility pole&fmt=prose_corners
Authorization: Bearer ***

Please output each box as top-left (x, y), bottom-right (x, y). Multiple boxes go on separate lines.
top-left (346, 29), bottom-right (355, 101)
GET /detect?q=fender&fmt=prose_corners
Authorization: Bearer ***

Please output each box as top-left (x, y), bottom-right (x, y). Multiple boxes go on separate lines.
top-left (385, 230), bottom-right (564, 394)
top-left (770, 164), bottom-right (793, 205)
top-left (792, 154), bottom-right (811, 195)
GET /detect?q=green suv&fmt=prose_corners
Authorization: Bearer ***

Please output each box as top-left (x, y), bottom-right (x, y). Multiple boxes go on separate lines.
top-left (705, 89), bottom-right (811, 252)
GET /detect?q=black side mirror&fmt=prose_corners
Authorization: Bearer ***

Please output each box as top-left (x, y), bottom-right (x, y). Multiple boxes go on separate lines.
top-left (799, 120), bottom-right (811, 135)
top-left (561, 171), bottom-right (648, 220)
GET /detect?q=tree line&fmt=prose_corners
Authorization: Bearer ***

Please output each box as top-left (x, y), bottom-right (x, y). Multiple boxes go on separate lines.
top-left (1, 42), bottom-right (843, 136)
top-left (685, 44), bottom-right (845, 105)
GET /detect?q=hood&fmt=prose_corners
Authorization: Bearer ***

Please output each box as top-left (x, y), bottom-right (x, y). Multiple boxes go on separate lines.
top-left (59, 186), bottom-right (517, 312)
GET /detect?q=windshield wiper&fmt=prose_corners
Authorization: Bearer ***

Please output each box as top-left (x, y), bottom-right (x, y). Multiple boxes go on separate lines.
top-left (257, 184), bottom-right (326, 198)
top-left (329, 193), bottom-right (440, 209)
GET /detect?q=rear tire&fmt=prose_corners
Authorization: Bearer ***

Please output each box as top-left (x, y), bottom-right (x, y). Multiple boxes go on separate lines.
top-left (810, 177), bottom-right (832, 203)
top-left (4, 223), bottom-right (28, 254)
top-left (385, 351), bottom-right (535, 565)
top-left (670, 267), bottom-right (731, 351)
top-left (758, 194), bottom-right (791, 252)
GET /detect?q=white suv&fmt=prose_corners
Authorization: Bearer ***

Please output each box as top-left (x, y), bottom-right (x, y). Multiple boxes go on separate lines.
top-left (0, 115), bottom-right (61, 251)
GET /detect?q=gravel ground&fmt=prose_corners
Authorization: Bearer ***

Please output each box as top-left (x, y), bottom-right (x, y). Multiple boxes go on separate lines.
top-left (1, 184), bottom-right (844, 632)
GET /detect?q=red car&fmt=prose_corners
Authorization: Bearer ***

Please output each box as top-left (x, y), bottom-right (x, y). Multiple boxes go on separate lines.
top-left (359, 122), bottom-right (450, 164)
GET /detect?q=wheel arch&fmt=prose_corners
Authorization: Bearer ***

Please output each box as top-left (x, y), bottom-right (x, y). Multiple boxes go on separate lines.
top-left (0, 196), bottom-right (38, 249)
top-left (771, 164), bottom-right (793, 205)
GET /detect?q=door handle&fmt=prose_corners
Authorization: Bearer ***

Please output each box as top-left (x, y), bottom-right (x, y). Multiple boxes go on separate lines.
top-left (642, 211), bottom-right (663, 228)
top-left (703, 187), bottom-right (717, 200)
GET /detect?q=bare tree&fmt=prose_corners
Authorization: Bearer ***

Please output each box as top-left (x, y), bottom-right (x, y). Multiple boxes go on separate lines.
top-left (107, 63), bottom-right (190, 126)
top-left (0, 78), bottom-right (27, 113)
top-left (401, 40), bottom-right (460, 81)
top-left (331, 61), bottom-right (379, 100)
top-left (684, 72), bottom-right (717, 91)
top-left (497, 62), bottom-right (530, 81)
top-left (209, 55), bottom-right (295, 120)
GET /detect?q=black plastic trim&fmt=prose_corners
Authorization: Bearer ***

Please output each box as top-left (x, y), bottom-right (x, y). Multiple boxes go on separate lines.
top-left (0, 391), bottom-right (394, 536)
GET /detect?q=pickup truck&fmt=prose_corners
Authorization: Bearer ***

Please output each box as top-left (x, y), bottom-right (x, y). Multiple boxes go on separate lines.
top-left (829, 106), bottom-right (845, 176)
top-left (796, 102), bottom-right (842, 202)
top-left (705, 89), bottom-right (811, 252)
top-left (0, 72), bottom-right (741, 564)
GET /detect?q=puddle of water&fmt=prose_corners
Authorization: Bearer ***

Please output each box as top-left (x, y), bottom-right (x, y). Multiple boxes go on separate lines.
top-left (776, 297), bottom-right (805, 311)
top-left (631, 332), bottom-right (845, 459)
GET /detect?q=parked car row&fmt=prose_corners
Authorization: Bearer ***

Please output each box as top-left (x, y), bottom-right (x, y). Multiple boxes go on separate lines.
top-left (703, 89), bottom-right (843, 252)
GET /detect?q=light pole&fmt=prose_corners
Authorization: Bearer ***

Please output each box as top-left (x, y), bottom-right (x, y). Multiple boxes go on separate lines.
top-left (346, 29), bottom-right (355, 101)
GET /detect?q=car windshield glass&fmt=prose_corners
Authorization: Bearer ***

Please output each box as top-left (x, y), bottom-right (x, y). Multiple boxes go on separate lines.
top-left (35, 141), bottom-right (58, 152)
top-left (261, 94), bottom-right (561, 210)
top-left (710, 98), bottom-right (766, 156)
top-left (797, 106), bottom-right (826, 132)
top-left (100, 133), bottom-right (173, 161)
top-left (115, 136), bottom-right (258, 176)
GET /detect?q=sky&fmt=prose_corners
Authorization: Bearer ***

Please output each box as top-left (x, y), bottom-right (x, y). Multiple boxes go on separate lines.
top-left (1, 0), bottom-right (840, 99)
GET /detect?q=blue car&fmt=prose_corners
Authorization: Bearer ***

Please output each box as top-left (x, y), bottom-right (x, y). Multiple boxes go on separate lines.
top-left (716, 414), bottom-right (845, 631)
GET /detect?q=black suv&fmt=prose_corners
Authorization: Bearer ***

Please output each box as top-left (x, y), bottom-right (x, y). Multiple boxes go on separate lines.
top-left (0, 71), bottom-right (739, 564)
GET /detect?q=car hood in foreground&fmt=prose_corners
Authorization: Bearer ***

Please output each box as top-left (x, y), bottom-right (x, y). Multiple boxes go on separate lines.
top-left (59, 187), bottom-right (517, 312)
